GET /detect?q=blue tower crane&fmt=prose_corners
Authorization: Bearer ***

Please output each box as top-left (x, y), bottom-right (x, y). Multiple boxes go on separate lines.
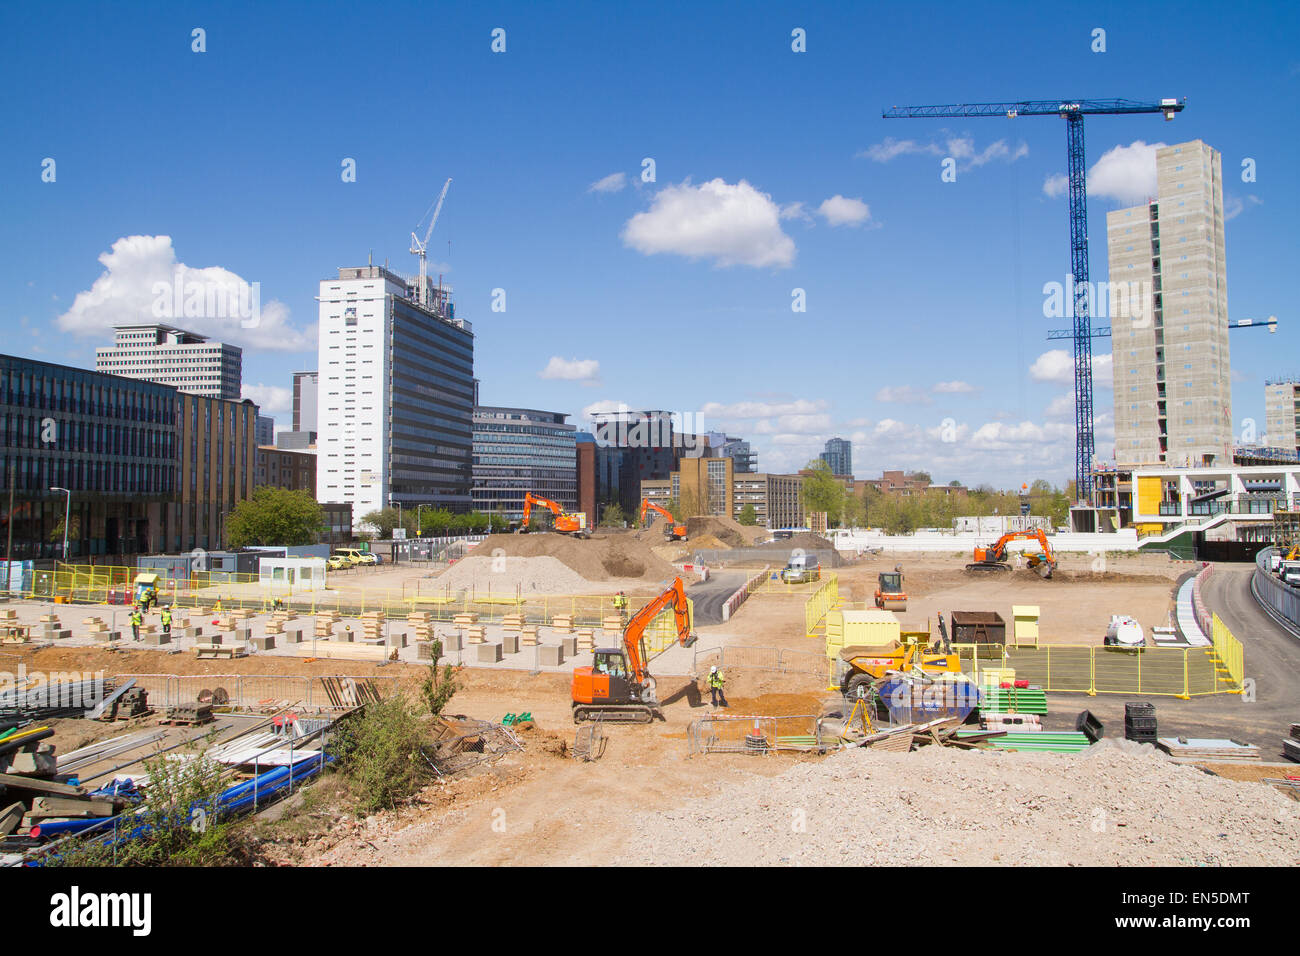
top-left (883, 98), bottom-right (1186, 501)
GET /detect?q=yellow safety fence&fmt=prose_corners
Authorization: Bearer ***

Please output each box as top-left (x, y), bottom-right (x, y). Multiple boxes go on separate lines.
top-left (955, 641), bottom-right (1241, 698)
top-left (757, 570), bottom-right (837, 598)
top-left (802, 575), bottom-right (840, 639)
top-left (643, 598), bottom-right (694, 655)
top-left (805, 587), bottom-right (1245, 699)
top-left (40, 564), bottom-right (652, 629)
top-left (1210, 613), bottom-right (1244, 687)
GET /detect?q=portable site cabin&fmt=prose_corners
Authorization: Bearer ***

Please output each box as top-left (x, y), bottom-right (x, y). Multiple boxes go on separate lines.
top-left (258, 557), bottom-right (327, 593)
top-left (133, 572), bottom-right (161, 607)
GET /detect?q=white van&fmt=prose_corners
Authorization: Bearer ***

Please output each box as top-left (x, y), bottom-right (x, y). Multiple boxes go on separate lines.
top-left (781, 553), bottom-right (821, 584)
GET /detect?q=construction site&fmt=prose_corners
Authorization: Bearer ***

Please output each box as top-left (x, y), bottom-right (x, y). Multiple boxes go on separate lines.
top-left (1, 517), bottom-right (1297, 868)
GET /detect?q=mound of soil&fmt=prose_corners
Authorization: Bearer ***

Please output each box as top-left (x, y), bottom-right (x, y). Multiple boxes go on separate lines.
top-left (465, 532), bottom-right (678, 583)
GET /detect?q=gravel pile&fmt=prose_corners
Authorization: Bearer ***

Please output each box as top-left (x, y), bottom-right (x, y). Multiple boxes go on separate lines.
top-left (464, 532), bottom-right (678, 583)
top-left (433, 555), bottom-right (598, 595)
top-left (629, 745), bottom-right (1300, 866)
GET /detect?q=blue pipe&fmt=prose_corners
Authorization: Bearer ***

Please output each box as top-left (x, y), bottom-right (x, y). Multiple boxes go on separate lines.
top-left (30, 754), bottom-right (332, 841)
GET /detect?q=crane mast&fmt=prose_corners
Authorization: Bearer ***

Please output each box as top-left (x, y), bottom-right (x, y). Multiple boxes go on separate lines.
top-left (409, 177), bottom-right (452, 310)
top-left (883, 98), bottom-right (1185, 502)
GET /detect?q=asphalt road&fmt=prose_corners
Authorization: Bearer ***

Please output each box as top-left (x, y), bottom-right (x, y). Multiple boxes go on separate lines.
top-left (686, 572), bottom-right (747, 626)
top-left (1042, 564), bottom-right (1298, 755)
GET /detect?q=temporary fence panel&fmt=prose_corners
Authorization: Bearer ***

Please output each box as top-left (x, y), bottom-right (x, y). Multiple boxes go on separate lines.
top-left (803, 575), bottom-right (840, 638)
top-left (688, 713), bottom-right (824, 754)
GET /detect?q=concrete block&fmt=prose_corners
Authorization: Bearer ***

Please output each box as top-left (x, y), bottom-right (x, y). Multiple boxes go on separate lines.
top-left (282, 626), bottom-right (305, 644)
top-left (250, 635), bottom-right (275, 651)
top-left (443, 631), bottom-right (463, 652)
top-left (180, 625), bottom-right (203, 638)
top-left (386, 629), bottom-right (407, 648)
top-left (142, 632), bottom-right (171, 646)
top-left (539, 644), bottom-right (564, 666)
top-left (476, 642), bottom-right (503, 663)
top-left (417, 640), bottom-right (441, 661)
top-left (93, 630), bottom-right (122, 643)
top-left (8, 748), bottom-right (56, 776)
top-left (561, 636), bottom-right (577, 656)
top-left (502, 633), bottom-right (519, 654)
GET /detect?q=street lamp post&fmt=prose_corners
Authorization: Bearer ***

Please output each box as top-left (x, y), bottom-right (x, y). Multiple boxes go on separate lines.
top-left (49, 487), bottom-right (71, 562)
top-left (416, 504), bottom-right (425, 537)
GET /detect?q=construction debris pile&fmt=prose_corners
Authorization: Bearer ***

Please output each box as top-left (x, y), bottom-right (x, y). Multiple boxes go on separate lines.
top-left (630, 744), bottom-right (1300, 867)
top-left (423, 716), bottom-right (524, 776)
top-left (435, 532), bottom-right (679, 594)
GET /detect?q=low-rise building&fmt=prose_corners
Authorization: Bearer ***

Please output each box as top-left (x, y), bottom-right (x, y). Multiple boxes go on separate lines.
top-left (255, 445), bottom-right (317, 492)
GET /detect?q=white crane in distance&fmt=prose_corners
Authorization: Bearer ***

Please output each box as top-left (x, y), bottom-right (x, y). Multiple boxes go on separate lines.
top-left (409, 177), bottom-right (451, 310)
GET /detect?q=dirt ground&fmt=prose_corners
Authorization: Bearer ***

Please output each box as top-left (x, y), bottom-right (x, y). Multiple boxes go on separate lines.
top-left (832, 553), bottom-right (1189, 643)
top-left (14, 550), bottom-right (1296, 867)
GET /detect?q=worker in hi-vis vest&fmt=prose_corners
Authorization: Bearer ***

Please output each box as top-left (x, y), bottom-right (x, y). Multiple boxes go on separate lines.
top-left (707, 665), bottom-right (728, 708)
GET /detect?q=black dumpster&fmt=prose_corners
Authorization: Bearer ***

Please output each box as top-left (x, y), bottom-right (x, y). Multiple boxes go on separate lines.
top-left (950, 610), bottom-right (1007, 645)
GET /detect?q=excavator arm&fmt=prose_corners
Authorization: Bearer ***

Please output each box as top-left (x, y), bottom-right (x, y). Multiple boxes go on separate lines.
top-left (639, 498), bottom-right (687, 539)
top-left (970, 528), bottom-right (1056, 577)
top-left (522, 492), bottom-right (562, 525)
top-left (622, 576), bottom-right (696, 685)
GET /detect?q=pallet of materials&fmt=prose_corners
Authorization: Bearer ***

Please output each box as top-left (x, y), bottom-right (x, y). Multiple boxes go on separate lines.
top-left (1156, 737), bottom-right (1260, 762)
top-left (979, 686), bottom-right (1048, 715)
top-left (289, 640), bottom-right (391, 662)
top-left (955, 730), bottom-right (1092, 753)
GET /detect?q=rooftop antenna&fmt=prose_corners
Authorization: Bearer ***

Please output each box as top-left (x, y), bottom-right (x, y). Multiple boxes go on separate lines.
top-left (410, 177), bottom-right (452, 309)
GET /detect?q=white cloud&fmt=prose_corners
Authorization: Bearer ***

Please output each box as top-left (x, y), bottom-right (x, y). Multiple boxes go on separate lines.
top-left (933, 380), bottom-right (977, 394)
top-left (817, 195), bottom-right (872, 227)
top-left (969, 420), bottom-right (1072, 450)
top-left (861, 135), bottom-right (1027, 171)
top-left (1029, 349), bottom-right (1113, 388)
top-left (621, 178), bottom-right (796, 268)
top-left (581, 399), bottom-right (627, 419)
top-left (588, 172), bottom-right (627, 194)
top-left (945, 136), bottom-right (1028, 168)
top-left (242, 383), bottom-right (292, 417)
top-left (860, 137), bottom-right (942, 162)
top-left (56, 235), bottom-right (310, 351)
top-left (1223, 194), bottom-right (1263, 222)
top-left (539, 356), bottom-right (601, 384)
top-left (1087, 140), bottom-right (1165, 205)
top-left (779, 201), bottom-right (811, 222)
top-left (875, 385), bottom-right (932, 405)
top-left (1042, 173), bottom-right (1068, 198)
top-left (752, 413), bottom-right (832, 435)
top-left (699, 398), bottom-right (827, 419)
top-left (1045, 392), bottom-right (1075, 419)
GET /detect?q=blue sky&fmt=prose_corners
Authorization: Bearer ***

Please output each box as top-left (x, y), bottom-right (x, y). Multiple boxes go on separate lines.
top-left (3, 0), bottom-right (1296, 487)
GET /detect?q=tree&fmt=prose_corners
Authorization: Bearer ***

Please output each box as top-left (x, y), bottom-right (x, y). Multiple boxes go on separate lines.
top-left (358, 507), bottom-right (416, 540)
top-left (800, 459), bottom-right (845, 526)
top-left (227, 488), bottom-right (325, 547)
top-left (599, 502), bottom-right (626, 528)
top-left (418, 508), bottom-right (455, 536)
top-left (737, 503), bottom-right (758, 526)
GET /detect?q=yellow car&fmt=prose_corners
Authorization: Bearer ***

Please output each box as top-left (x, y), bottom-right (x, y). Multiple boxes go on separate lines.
top-left (335, 548), bottom-right (378, 567)
top-left (326, 555), bottom-right (349, 572)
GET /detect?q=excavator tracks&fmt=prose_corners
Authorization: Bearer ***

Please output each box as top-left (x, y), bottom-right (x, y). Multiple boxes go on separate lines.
top-left (573, 704), bottom-right (660, 724)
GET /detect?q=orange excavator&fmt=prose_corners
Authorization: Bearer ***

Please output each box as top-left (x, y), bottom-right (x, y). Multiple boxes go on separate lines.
top-left (967, 528), bottom-right (1057, 578)
top-left (519, 492), bottom-right (590, 538)
top-left (571, 577), bottom-right (697, 723)
top-left (639, 498), bottom-right (688, 541)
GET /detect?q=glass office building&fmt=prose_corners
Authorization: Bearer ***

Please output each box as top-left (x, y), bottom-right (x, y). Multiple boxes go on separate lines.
top-left (0, 354), bottom-right (178, 558)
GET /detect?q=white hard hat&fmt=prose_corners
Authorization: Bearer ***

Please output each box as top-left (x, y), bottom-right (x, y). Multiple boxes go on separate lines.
top-left (710, 665), bottom-right (717, 672)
